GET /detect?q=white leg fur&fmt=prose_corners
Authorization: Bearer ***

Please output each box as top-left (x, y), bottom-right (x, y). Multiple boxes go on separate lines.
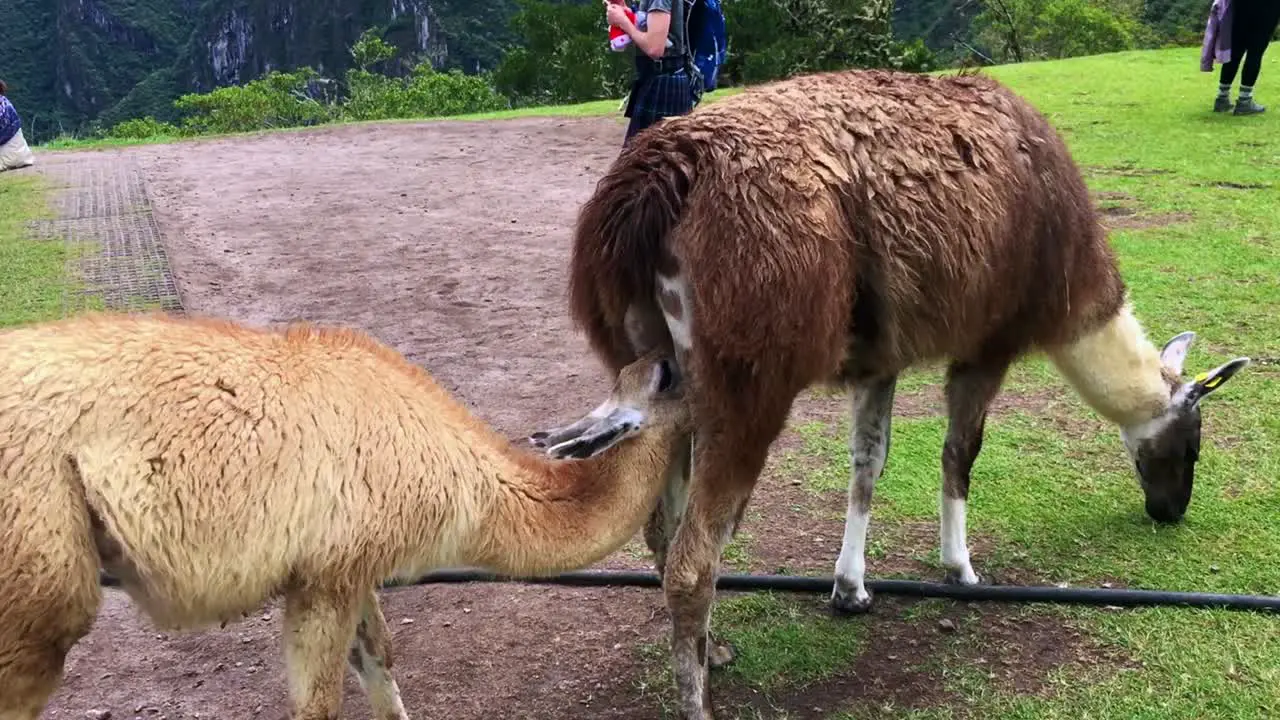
top-left (834, 510), bottom-right (871, 603)
top-left (348, 595), bottom-right (409, 720)
top-left (831, 378), bottom-right (895, 612)
top-left (940, 494), bottom-right (979, 585)
top-left (351, 643), bottom-right (409, 720)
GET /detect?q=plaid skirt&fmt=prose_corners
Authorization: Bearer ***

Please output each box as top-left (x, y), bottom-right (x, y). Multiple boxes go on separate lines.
top-left (623, 68), bottom-right (698, 144)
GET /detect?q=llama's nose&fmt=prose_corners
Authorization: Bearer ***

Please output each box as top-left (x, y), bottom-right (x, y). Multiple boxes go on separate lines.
top-left (1145, 498), bottom-right (1185, 525)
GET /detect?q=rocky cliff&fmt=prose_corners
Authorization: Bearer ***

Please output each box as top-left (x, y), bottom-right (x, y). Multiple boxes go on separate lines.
top-left (188, 0), bottom-right (446, 90)
top-left (1, 0), bottom-right (496, 142)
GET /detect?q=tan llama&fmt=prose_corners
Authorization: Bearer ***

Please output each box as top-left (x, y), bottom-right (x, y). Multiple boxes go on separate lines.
top-left (0, 312), bottom-right (689, 720)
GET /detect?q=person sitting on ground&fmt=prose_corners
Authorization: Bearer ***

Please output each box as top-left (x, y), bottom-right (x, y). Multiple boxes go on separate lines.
top-left (0, 80), bottom-right (36, 171)
top-left (606, 0), bottom-right (701, 145)
top-left (1204, 0), bottom-right (1280, 115)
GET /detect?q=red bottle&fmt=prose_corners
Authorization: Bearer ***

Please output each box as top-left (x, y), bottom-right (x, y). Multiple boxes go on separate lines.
top-left (608, 1), bottom-right (637, 52)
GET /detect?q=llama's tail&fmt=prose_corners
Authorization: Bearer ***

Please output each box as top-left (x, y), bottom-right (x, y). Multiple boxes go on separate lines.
top-left (567, 134), bottom-right (701, 370)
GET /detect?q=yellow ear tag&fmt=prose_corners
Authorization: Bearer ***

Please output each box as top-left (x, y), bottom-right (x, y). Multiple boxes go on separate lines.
top-left (1197, 372), bottom-right (1222, 389)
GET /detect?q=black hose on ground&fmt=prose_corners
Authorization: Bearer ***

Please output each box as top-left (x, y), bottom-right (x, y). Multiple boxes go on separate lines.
top-left (100, 568), bottom-right (1280, 613)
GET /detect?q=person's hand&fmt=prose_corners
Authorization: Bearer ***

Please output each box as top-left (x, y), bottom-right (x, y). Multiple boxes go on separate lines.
top-left (605, 1), bottom-right (632, 28)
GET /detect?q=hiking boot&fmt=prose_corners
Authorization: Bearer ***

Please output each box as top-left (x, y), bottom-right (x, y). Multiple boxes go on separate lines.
top-left (1234, 97), bottom-right (1266, 115)
top-left (1214, 95), bottom-right (1233, 113)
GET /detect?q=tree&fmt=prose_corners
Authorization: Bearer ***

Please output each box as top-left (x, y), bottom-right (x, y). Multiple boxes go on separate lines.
top-left (972, 0), bottom-right (1143, 64)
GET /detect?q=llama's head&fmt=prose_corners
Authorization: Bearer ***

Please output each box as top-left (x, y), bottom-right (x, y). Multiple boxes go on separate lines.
top-left (1119, 332), bottom-right (1250, 524)
top-left (531, 352), bottom-right (688, 460)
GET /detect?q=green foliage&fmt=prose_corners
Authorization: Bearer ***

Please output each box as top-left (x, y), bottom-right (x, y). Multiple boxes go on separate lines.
top-left (494, 0), bottom-right (933, 106)
top-left (722, 0), bottom-right (919, 84)
top-left (493, 0), bottom-right (633, 107)
top-left (0, 0), bottom-right (62, 144)
top-left (104, 116), bottom-right (184, 140)
top-left (173, 68), bottom-right (335, 135)
top-left (1142, 0), bottom-right (1213, 45)
top-left (431, 0), bottom-right (522, 72)
top-left (972, 0), bottom-right (1146, 64)
top-left (1034, 0), bottom-right (1144, 58)
top-left (341, 65), bottom-right (508, 122)
top-left (351, 28), bottom-right (398, 72)
top-left (96, 38), bottom-right (510, 141)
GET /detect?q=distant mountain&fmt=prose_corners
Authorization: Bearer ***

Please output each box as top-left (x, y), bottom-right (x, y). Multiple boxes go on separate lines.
top-left (0, 0), bottom-right (518, 142)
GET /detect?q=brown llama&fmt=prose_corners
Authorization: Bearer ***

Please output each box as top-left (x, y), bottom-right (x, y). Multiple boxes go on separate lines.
top-left (534, 68), bottom-right (1250, 719)
top-left (0, 312), bottom-right (688, 720)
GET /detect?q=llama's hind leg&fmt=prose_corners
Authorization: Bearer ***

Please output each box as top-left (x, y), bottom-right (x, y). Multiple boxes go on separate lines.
top-left (0, 466), bottom-right (103, 718)
top-left (940, 360), bottom-right (1009, 586)
top-left (283, 589), bottom-right (361, 720)
top-left (347, 590), bottom-right (409, 720)
top-left (831, 375), bottom-right (897, 615)
top-left (0, 632), bottom-right (94, 720)
top-left (641, 435), bottom-right (736, 671)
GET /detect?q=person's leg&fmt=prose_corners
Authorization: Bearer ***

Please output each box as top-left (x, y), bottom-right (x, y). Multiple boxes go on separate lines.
top-left (1217, 2), bottom-right (1252, 110)
top-left (622, 74), bottom-right (653, 146)
top-left (1218, 60), bottom-right (1240, 111)
top-left (1234, 0), bottom-right (1271, 114)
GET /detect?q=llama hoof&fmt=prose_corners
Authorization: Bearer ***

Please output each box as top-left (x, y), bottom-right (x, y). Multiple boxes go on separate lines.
top-left (943, 568), bottom-right (982, 586)
top-left (528, 431), bottom-right (549, 447)
top-left (708, 636), bottom-right (736, 670)
top-left (830, 585), bottom-right (874, 615)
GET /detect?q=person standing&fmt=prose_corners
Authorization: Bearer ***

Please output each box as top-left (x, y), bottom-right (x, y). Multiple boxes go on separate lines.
top-left (1205, 0), bottom-right (1280, 115)
top-left (606, 0), bottom-right (701, 144)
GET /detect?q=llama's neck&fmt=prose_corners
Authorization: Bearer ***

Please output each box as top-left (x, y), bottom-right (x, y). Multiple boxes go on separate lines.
top-left (457, 432), bottom-right (678, 577)
top-left (1047, 303), bottom-right (1173, 428)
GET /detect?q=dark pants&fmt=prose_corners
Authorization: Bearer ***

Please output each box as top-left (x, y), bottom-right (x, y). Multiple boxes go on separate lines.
top-left (1220, 0), bottom-right (1280, 87)
top-left (622, 57), bottom-right (698, 145)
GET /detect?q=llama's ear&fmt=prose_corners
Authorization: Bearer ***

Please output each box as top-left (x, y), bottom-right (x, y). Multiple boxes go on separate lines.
top-left (1177, 356), bottom-right (1250, 409)
top-left (1160, 332), bottom-right (1196, 376)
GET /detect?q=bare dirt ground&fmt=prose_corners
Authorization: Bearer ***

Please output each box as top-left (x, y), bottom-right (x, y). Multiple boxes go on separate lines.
top-left (38, 117), bottom-right (1094, 720)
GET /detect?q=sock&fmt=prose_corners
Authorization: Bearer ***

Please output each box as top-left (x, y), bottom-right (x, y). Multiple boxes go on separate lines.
top-left (1219, 83), bottom-right (1232, 99)
top-left (1240, 85), bottom-right (1254, 101)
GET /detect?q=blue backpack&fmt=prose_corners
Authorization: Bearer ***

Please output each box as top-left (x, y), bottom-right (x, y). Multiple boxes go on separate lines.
top-left (685, 0), bottom-right (728, 92)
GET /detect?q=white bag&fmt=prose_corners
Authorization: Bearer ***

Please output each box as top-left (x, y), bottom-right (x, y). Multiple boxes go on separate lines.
top-left (0, 128), bottom-right (35, 172)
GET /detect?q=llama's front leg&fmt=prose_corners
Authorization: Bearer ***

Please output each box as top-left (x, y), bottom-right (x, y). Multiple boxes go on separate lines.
top-left (347, 590), bottom-right (409, 720)
top-left (283, 589), bottom-right (360, 720)
top-left (940, 360), bottom-right (1008, 586)
top-left (831, 375), bottom-right (897, 615)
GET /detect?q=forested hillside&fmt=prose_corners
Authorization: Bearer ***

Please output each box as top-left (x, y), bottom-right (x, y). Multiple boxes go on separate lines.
top-left (0, 0), bottom-right (1221, 143)
top-left (0, 0), bottom-right (518, 142)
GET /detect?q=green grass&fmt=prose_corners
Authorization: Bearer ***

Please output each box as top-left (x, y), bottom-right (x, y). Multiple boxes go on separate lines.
top-left (0, 172), bottom-right (63, 326)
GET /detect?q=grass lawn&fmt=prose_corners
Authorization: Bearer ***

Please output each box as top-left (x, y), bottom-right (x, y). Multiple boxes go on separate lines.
top-left (11, 43), bottom-right (1280, 719)
top-left (0, 171), bottom-right (62, 326)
